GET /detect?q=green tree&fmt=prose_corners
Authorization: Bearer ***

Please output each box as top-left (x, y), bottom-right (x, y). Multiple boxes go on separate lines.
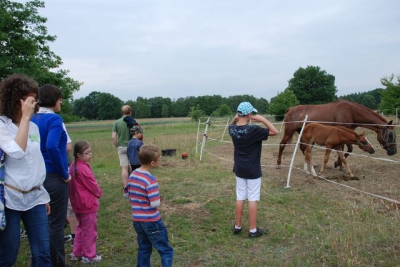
top-left (226, 95), bottom-right (258, 114)
top-left (269, 89), bottom-right (300, 121)
top-left (147, 97), bottom-right (171, 118)
top-left (358, 94), bottom-right (376, 110)
top-left (0, 0), bottom-right (81, 112)
top-left (97, 93), bottom-right (122, 120)
top-left (188, 105), bottom-right (206, 121)
top-left (212, 104), bottom-right (232, 117)
top-left (379, 74), bottom-right (400, 115)
top-left (124, 100), bottom-right (135, 109)
top-left (254, 97), bottom-right (269, 114)
top-left (134, 101), bottom-right (151, 119)
top-left (196, 95), bottom-right (223, 115)
top-left (71, 98), bottom-right (85, 119)
top-left (339, 89), bottom-right (382, 110)
top-left (287, 66), bottom-right (337, 105)
top-left (170, 98), bottom-right (189, 117)
top-left (73, 91), bottom-right (121, 120)
top-left (369, 88), bottom-right (383, 107)
top-left (161, 104), bottom-right (169, 118)
top-left (79, 91), bottom-right (100, 120)
top-left (126, 98), bottom-right (146, 118)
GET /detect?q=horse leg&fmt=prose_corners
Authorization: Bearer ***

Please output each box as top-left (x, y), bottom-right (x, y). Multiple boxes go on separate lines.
top-left (338, 150), bottom-right (354, 177)
top-left (344, 144), bottom-right (353, 159)
top-left (305, 145), bottom-right (317, 176)
top-left (334, 144), bottom-right (353, 170)
top-left (320, 148), bottom-right (332, 176)
top-left (334, 144), bottom-right (344, 169)
top-left (277, 133), bottom-right (293, 168)
top-left (303, 141), bottom-right (317, 168)
top-left (310, 161), bottom-right (317, 177)
top-left (304, 145), bottom-right (311, 174)
top-left (299, 142), bottom-right (306, 155)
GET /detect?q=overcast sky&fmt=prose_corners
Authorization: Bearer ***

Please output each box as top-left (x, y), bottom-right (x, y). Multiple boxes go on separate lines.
top-left (31, 0), bottom-right (400, 102)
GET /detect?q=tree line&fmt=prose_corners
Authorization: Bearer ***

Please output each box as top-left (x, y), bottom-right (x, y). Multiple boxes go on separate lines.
top-left (68, 92), bottom-right (269, 122)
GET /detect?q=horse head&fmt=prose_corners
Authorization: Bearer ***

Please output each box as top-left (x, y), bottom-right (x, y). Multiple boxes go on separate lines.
top-left (377, 120), bottom-right (397, 156)
top-left (357, 132), bottom-right (375, 154)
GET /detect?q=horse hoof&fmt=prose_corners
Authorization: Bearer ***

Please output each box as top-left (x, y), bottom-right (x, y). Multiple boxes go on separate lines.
top-left (334, 162), bottom-right (339, 168)
top-left (276, 165), bottom-right (281, 169)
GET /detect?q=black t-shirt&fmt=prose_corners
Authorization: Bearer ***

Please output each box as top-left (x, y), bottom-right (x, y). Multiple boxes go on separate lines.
top-left (229, 124), bottom-right (269, 179)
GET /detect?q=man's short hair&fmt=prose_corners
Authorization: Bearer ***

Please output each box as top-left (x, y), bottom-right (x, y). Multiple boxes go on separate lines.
top-left (121, 105), bottom-right (131, 115)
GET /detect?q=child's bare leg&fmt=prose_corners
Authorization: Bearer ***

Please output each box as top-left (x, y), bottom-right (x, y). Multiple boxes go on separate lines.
top-left (248, 201), bottom-right (258, 230)
top-left (235, 200), bottom-right (245, 227)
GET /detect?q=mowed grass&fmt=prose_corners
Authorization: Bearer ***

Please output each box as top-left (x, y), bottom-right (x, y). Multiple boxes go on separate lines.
top-left (16, 117), bottom-right (400, 266)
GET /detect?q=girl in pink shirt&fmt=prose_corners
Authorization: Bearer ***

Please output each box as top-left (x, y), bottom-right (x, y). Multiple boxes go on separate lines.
top-left (69, 141), bottom-right (102, 264)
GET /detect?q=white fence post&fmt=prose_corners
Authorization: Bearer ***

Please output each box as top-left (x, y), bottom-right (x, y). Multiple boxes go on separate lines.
top-left (196, 119), bottom-right (201, 154)
top-left (221, 117), bottom-right (230, 141)
top-left (199, 118), bottom-right (210, 161)
top-left (279, 117), bottom-right (285, 133)
top-left (286, 115), bottom-right (308, 188)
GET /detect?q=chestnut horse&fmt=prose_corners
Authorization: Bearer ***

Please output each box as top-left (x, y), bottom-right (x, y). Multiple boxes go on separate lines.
top-left (300, 123), bottom-right (375, 177)
top-left (277, 100), bottom-right (397, 167)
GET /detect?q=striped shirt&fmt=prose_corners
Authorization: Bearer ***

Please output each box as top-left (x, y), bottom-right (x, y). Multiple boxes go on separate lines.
top-left (128, 169), bottom-right (161, 222)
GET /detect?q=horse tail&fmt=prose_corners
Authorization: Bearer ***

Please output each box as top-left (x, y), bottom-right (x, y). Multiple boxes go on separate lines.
top-left (283, 107), bottom-right (291, 121)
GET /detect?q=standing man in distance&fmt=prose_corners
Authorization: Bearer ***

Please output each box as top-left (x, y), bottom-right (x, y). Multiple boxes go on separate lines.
top-left (112, 105), bottom-right (132, 196)
top-left (229, 102), bottom-right (278, 238)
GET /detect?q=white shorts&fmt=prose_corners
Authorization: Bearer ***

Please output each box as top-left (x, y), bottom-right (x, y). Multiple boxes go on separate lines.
top-left (117, 146), bottom-right (129, 166)
top-left (236, 177), bottom-right (261, 201)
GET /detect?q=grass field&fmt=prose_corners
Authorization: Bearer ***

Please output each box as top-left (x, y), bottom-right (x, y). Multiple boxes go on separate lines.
top-left (17, 117), bottom-right (400, 267)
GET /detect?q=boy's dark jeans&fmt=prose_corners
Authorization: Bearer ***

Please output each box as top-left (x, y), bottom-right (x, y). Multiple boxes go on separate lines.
top-left (133, 219), bottom-right (174, 267)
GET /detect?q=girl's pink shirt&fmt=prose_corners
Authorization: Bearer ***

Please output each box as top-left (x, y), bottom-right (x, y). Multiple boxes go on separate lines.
top-left (69, 159), bottom-right (102, 214)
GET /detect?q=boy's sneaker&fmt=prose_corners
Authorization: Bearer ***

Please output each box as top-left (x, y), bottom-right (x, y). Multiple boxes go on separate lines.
top-left (20, 229), bottom-right (27, 239)
top-left (70, 253), bottom-right (80, 261)
top-left (248, 228), bottom-right (268, 238)
top-left (232, 226), bottom-right (242, 235)
top-left (64, 234), bottom-right (73, 243)
top-left (81, 255), bottom-right (102, 264)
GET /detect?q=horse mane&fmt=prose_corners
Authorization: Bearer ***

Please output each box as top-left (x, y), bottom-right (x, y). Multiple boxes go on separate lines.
top-left (335, 125), bottom-right (360, 139)
top-left (337, 100), bottom-right (388, 123)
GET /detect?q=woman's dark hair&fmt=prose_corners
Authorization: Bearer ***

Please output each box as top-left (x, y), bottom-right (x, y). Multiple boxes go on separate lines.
top-left (73, 140), bottom-right (91, 175)
top-left (0, 74), bottom-right (38, 121)
top-left (38, 84), bottom-right (62, 107)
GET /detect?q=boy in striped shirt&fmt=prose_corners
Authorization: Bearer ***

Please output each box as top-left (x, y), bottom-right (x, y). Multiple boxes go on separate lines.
top-left (127, 144), bottom-right (174, 267)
